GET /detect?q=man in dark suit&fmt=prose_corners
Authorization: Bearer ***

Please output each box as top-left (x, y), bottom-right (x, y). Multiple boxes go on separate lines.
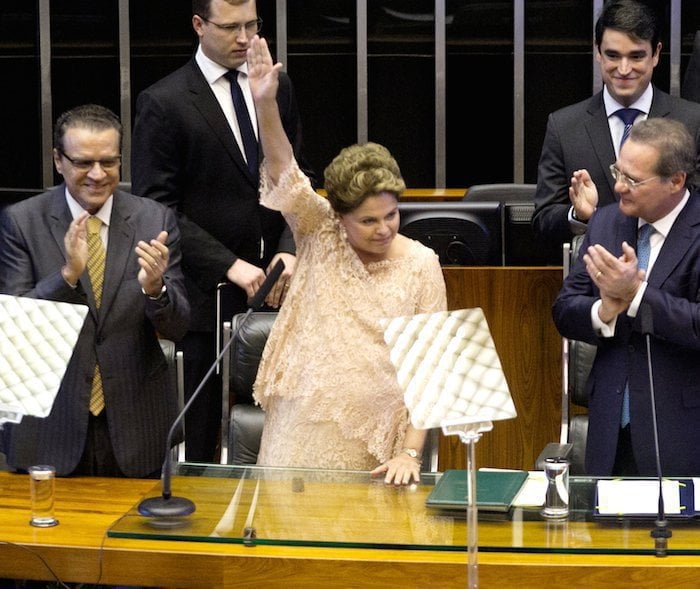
top-left (682, 30), bottom-right (700, 103)
top-left (0, 104), bottom-right (190, 477)
top-left (553, 117), bottom-right (700, 477)
top-left (532, 0), bottom-right (700, 250)
top-left (131, 0), bottom-right (314, 462)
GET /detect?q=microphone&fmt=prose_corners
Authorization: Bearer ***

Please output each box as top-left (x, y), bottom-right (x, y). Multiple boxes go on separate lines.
top-left (640, 303), bottom-right (671, 557)
top-left (138, 259), bottom-right (285, 519)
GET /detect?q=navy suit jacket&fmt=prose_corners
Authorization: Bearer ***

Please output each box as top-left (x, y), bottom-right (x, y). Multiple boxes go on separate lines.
top-left (0, 186), bottom-right (190, 476)
top-left (552, 193), bottom-right (700, 476)
top-left (131, 57), bottom-right (314, 329)
top-left (532, 87), bottom-right (700, 248)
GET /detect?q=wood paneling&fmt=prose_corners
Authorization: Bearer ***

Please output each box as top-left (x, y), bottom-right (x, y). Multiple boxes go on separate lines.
top-left (439, 266), bottom-right (563, 471)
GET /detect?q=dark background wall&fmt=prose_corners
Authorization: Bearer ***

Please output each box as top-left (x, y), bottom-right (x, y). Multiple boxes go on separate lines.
top-left (1, 1), bottom-right (698, 207)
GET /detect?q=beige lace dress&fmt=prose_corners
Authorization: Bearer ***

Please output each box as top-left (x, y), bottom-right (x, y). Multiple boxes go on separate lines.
top-left (254, 158), bottom-right (447, 470)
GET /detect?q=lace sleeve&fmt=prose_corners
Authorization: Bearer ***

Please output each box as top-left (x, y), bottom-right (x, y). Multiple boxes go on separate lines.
top-left (259, 157), bottom-right (329, 237)
top-left (416, 248), bottom-right (448, 314)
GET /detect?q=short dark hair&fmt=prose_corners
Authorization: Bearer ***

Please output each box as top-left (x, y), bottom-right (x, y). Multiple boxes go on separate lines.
top-left (53, 104), bottom-right (123, 153)
top-left (192, 0), bottom-right (212, 19)
top-left (594, 0), bottom-right (660, 50)
top-left (192, 0), bottom-right (251, 19)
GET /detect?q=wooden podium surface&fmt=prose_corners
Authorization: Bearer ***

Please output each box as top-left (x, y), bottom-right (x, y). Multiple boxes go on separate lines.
top-left (2, 469), bottom-right (700, 588)
top-left (439, 266), bottom-right (564, 472)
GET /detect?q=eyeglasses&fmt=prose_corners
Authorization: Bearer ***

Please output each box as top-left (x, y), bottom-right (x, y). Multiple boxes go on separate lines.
top-left (609, 164), bottom-right (659, 190)
top-left (58, 149), bottom-right (121, 171)
top-left (197, 15), bottom-right (262, 36)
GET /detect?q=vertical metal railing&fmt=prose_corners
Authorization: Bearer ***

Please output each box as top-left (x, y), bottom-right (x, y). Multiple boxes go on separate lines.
top-left (32, 1), bottom-right (689, 191)
top-left (38, 0), bottom-right (52, 188)
top-left (118, 0), bottom-right (132, 182)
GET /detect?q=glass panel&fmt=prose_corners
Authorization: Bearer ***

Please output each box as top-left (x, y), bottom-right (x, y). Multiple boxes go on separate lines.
top-left (129, 1), bottom-right (196, 117)
top-left (108, 464), bottom-right (700, 555)
top-left (368, 2), bottom-right (436, 187)
top-left (0, 4), bottom-right (41, 190)
top-left (287, 1), bottom-right (356, 180)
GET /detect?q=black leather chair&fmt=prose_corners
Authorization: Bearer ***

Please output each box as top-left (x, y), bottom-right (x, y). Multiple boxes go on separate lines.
top-left (463, 183), bottom-right (536, 203)
top-left (463, 182), bottom-right (560, 265)
top-left (535, 236), bottom-right (595, 474)
top-left (221, 311), bottom-right (277, 465)
top-left (158, 338), bottom-right (185, 462)
top-left (221, 311), bottom-right (440, 470)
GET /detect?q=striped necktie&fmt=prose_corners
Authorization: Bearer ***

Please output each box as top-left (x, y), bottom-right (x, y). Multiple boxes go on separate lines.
top-left (87, 216), bottom-right (105, 416)
top-left (615, 108), bottom-right (643, 150)
top-left (620, 223), bottom-right (655, 428)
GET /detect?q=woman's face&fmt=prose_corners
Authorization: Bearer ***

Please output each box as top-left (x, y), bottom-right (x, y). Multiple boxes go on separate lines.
top-left (340, 192), bottom-right (399, 263)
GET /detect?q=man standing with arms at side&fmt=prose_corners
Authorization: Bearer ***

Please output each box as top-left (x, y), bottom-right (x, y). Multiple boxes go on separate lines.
top-left (532, 0), bottom-right (700, 251)
top-left (553, 118), bottom-right (700, 476)
top-left (132, 0), bottom-right (315, 462)
top-left (0, 104), bottom-right (190, 477)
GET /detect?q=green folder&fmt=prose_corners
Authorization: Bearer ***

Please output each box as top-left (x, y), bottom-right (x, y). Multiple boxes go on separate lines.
top-left (425, 469), bottom-right (529, 512)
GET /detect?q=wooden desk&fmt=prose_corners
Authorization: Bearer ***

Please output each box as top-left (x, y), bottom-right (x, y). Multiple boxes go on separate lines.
top-left (1, 470), bottom-right (699, 588)
top-left (399, 188), bottom-right (465, 201)
top-left (316, 188), bottom-right (465, 201)
top-left (440, 267), bottom-right (564, 472)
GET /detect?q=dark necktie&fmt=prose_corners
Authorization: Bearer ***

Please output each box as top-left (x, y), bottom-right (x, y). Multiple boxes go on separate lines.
top-left (614, 108), bottom-right (643, 149)
top-left (224, 70), bottom-right (258, 176)
top-left (620, 223), bottom-right (655, 428)
top-left (87, 216), bottom-right (106, 416)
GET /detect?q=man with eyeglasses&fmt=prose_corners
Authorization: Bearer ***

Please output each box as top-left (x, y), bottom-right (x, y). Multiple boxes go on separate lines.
top-left (552, 117), bottom-right (700, 477)
top-left (532, 0), bottom-right (700, 250)
top-left (131, 0), bottom-right (315, 463)
top-left (0, 104), bottom-right (190, 477)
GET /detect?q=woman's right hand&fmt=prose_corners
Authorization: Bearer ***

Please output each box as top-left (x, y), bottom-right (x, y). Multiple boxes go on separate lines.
top-left (247, 35), bottom-right (283, 103)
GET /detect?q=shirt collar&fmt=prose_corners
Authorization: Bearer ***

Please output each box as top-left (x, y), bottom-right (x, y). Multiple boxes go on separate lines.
top-left (640, 188), bottom-right (690, 239)
top-left (195, 44), bottom-right (249, 85)
top-left (603, 84), bottom-right (653, 117)
top-left (64, 188), bottom-right (113, 228)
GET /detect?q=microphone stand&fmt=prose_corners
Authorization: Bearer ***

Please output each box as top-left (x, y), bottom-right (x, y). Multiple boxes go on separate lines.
top-left (138, 260), bottom-right (285, 518)
top-left (641, 303), bottom-right (671, 556)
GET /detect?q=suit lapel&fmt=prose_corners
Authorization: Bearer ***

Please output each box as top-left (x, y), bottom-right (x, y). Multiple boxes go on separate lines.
top-left (99, 193), bottom-right (134, 321)
top-left (585, 93), bottom-right (617, 198)
top-left (647, 87), bottom-right (672, 119)
top-left (647, 194), bottom-right (700, 287)
top-left (47, 187), bottom-right (101, 316)
top-left (186, 60), bottom-right (257, 186)
top-left (48, 185), bottom-right (72, 255)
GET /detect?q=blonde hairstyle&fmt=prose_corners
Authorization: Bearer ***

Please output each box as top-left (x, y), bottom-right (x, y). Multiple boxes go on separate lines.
top-left (323, 142), bottom-right (406, 214)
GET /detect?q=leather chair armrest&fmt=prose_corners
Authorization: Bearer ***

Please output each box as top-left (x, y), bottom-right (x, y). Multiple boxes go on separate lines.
top-left (228, 404), bottom-right (265, 465)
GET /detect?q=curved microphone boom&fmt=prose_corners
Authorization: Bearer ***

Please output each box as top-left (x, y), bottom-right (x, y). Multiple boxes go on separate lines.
top-left (640, 303), bottom-right (672, 557)
top-left (138, 260), bottom-right (286, 518)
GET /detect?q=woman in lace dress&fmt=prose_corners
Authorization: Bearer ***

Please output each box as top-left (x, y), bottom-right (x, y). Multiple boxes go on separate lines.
top-left (248, 36), bottom-right (447, 485)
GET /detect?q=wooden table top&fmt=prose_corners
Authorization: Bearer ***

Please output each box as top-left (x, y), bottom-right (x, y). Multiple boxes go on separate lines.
top-left (2, 467), bottom-right (700, 588)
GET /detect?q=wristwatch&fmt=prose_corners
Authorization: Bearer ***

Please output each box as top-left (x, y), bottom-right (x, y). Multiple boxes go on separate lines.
top-left (142, 284), bottom-right (167, 301)
top-left (571, 207), bottom-right (584, 222)
top-left (402, 448), bottom-right (419, 459)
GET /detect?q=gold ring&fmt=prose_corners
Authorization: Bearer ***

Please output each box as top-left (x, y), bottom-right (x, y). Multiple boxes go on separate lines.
top-left (595, 270), bottom-right (602, 279)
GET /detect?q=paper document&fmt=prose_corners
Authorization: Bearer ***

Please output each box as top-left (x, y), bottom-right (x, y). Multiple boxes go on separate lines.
top-left (512, 471), bottom-right (548, 507)
top-left (596, 479), bottom-right (683, 515)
